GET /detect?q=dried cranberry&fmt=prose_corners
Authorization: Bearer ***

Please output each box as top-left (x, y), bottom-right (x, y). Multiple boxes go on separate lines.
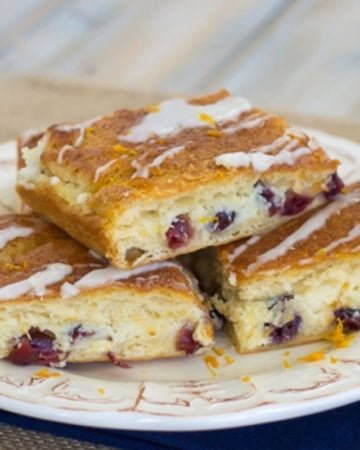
top-left (256, 181), bottom-right (280, 216)
top-left (176, 323), bottom-right (200, 355)
top-left (70, 325), bottom-right (95, 342)
top-left (107, 352), bottom-right (132, 368)
top-left (8, 337), bottom-right (38, 365)
top-left (211, 211), bottom-right (236, 232)
top-left (8, 327), bottom-right (63, 366)
top-left (324, 172), bottom-right (344, 200)
top-left (165, 214), bottom-right (194, 249)
top-left (334, 308), bottom-right (360, 331)
top-left (281, 190), bottom-right (312, 216)
top-left (265, 314), bottom-right (302, 344)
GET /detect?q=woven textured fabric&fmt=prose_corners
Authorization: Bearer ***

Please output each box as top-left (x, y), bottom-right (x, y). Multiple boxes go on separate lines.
top-left (0, 422), bottom-right (117, 450)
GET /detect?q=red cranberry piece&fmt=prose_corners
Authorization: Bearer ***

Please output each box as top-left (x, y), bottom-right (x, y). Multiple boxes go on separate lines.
top-left (165, 214), bottom-right (194, 249)
top-left (265, 314), bottom-right (302, 344)
top-left (8, 327), bottom-right (63, 366)
top-left (8, 337), bottom-right (38, 365)
top-left (107, 352), bottom-right (132, 368)
top-left (256, 181), bottom-right (280, 216)
top-left (281, 190), bottom-right (312, 216)
top-left (324, 172), bottom-right (344, 200)
top-left (176, 323), bottom-right (200, 355)
top-left (70, 325), bottom-right (95, 343)
top-left (334, 308), bottom-right (360, 331)
top-left (211, 211), bottom-right (236, 232)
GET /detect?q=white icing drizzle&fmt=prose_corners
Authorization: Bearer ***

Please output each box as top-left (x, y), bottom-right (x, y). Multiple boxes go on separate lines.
top-left (244, 191), bottom-right (360, 276)
top-left (227, 235), bottom-right (261, 263)
top-left (56, 116), bottom-right (102, 147)
top-left (94, 159), bottom-right (116, 182)
top-left (50, 176), bottom-right (60, 185)
top-left (215, 128), bottom-right (312, 171)
top-left (60, 261), bottom-right (179, 298)
top-left (57, 144), bottom-right (73, 164)
top-left (131, 145), bottom-right (184, 179)
top-left (321, 223), bottom-right (360, 254)
top-left (215, 146), bottom-right (310, 172)
top-left (60, 282), bottom-right (80, 299)
top-left (298, 224), bottom-right (360, 265)
top-left (20, 127), bottom-right (45, 144)
top-left (55, 116), bottom-right (102, 165)
top-left (119, 96), bottom-right (251, 143)
top-left (223, 114), bottom-right (271, 134)
top-left (76, 193), bottom-right (89, 204)
top-left (0, 225), bottom-right (34, 249)
top-left (18, 134), bottom-right (49, 183)
top-left (0, 263), bottom-right (73, 300)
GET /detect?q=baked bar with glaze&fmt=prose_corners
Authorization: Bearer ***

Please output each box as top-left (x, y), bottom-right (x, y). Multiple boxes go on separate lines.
top-left (17, 90), bottom-right (341, 268)
top-left (0, 215), bottom-right (213, 367)
top-left (196, 187), bottom-right (360, 353)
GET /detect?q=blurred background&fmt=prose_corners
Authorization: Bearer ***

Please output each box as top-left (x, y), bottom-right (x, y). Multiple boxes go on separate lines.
top-left (1, 0), bottom-right (359, 121)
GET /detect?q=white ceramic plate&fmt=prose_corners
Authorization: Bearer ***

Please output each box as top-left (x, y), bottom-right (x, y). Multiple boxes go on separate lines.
top-left (0, 130), bottom-right (360, 431)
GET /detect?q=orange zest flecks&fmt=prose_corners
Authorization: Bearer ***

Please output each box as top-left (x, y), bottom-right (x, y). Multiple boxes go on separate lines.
top-left (4, 261), bottom-right (28, 271)
top-left (204, 354), bottom-right (219, 368)
top-left (199, 216), bottom-right (218, 224)
top-left (241, 375), bottom-right (251, 383)
top-left (324, 319), bottom-right (356, 349)
top-left (146, 104), bottom-right (160, 113)
top-left (203, 355), bottom-right (219, 376)
top-left (113, 143), bottom-right (138, 156)
top-left (283, 350), bottom-right (290, 357)
top-left (297, 348), bottom-right (326, 363)
top-left (198, 112), bottom-right (216, 126)
top-left (283, 359), bottom-right (292, 369)
top-left (212, 347), bottom-right (225, 356)
top-left (86, 126), bottom-right (95, 133)
top-left (330, 355), bottom-right (338, 364)
top-left (207, 129), bottom-right (223, 137)
top-left (33, 368), bottom-right (61, 379)
top-left (97, 387), bottom-right (105, 395)
top-left (224, 354), bottom-right (235, 365)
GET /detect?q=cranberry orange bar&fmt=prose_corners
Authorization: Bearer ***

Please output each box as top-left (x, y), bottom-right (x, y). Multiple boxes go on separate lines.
top-left (17, 90), bottom-right (340, 268)
top-left (0, 215), bottom-right (212, 366)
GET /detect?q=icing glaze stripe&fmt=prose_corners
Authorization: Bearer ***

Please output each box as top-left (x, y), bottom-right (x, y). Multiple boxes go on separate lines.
top-left (60, 261), bottom-right (180, 298)
top-left (0, 225), bottom-right (34, 249)
top-left (244, 191), bottom-right (360, 275)
top-left (119, 96), bottom-right (251, 143)
top-left (215, 146), bottom-right (310, 172)
top-left (0, 263), bottom-right (73, 300)
top-left (227, 235), bottom-right (261, 263)
top-left (94, 159), bottom-right (117, 182)
top-left (131, 145), bottom-right (184, 178)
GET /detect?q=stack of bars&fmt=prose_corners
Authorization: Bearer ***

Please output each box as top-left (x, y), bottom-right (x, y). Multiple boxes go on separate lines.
top-left (1, 89), bottom-right (357, 368)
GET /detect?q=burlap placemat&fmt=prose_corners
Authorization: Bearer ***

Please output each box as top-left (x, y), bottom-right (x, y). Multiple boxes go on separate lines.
top-left (0, 77), bottom-right (359, 142)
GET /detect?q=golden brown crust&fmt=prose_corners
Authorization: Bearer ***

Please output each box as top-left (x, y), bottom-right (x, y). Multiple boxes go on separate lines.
top-left (18, 90), bottom-right (338, 216)
top-left (0, 214), bottom-right (197, 303)
top-left (16, 91), bottom-right (339, 268)
top-left (218, 189), bottom-right (360, 281)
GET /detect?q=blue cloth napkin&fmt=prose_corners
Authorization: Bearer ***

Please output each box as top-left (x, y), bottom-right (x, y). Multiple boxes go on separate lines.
top-left (0, 401), bottom-right (359, 450)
